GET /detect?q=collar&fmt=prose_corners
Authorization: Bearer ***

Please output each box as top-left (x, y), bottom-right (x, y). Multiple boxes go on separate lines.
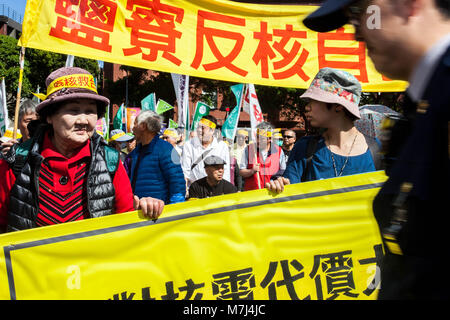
top-left (41, 132), bottom-right (91, 164)
top-left (407, 34), bottom-right (450, 102)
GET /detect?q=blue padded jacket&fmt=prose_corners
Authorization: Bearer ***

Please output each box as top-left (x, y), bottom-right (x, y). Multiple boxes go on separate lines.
top-left (128, 136), bottom-right (186, 204)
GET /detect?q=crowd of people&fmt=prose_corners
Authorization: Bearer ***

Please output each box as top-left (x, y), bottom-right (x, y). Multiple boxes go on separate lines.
top-left (0, 62), bottom-right (382, 234)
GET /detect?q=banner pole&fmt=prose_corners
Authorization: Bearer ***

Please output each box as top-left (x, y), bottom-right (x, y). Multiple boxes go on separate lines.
top-left (13, 47), bottom-right (25, 140)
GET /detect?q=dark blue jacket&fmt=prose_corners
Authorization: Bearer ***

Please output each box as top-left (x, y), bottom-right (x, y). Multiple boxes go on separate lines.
top-left (128, 136), bottom-right (185, 204)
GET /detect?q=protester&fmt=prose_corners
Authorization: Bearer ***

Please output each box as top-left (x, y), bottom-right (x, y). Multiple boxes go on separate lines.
top-left (266, 68), bottom-right (380, 193)
top-left (128, 110), bottom-right (186, 204)
top-left (239, 122), bottom-right (286, 191)
top-left (0, 67), bottom-right (164, 233)
top-left (108, 128), bottom-right (134, 162)
top-left (302, 0), bottom-right (450, 299)
top-left (1, 99), bottom-right (38, 156)
top-left (181, 115), bottom-right (231, 187)
top-left (272, 129), bottom-right (283, 147)
top-left (281, 129), bottom-right (297, 161)
top-left (188, 155), bottom-right (237, 199)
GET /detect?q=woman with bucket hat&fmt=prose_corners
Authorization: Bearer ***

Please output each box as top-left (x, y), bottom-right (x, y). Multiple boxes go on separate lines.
top-left (0, 67), bottom-right (164, 233)
top-left (267, 67), bottom-right (380, 193)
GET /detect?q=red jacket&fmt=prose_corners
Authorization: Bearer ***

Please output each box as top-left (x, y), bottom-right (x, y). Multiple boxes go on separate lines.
top-left (244, 143), bottom-right (282, 191)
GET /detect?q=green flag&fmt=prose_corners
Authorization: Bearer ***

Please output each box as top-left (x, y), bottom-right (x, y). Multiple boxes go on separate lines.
top-left (113, 103), bottom-right (124, 130)
top-left (141, 93), bottom-right (156, 111)
top-left (221, 84), bottom-right (244, 140)
top-left (191, 101), bottom-right (211, 131)
top-left (156, 99), bottom-right (174, 114)
top-left (168, 119), bottom-right (178, 129)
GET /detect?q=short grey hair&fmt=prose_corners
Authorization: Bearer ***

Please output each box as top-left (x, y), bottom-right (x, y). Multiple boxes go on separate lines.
top-left (136, 110), bottom-right (163, 133)
top-left (19, 99), bottom-right (37, 121)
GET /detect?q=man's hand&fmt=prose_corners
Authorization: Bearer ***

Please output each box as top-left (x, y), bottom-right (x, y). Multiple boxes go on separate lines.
top-left (133, 196), bottom-right (164, 220)
top-left (265, 177), bottom-right (290, 193)
top-left (253, 163), bottom-right (261, 173)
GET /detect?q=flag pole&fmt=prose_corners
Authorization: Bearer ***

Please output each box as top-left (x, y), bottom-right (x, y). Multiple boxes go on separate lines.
top-left (13, 47), bottom-right (25, 139)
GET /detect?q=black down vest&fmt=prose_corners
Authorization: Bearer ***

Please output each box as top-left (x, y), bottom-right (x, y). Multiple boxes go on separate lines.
top-left (6, 125), bottom-right (119, 232)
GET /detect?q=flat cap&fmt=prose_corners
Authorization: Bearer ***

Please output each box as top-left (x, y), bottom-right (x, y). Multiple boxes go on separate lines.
top-left (204, 155), bottom-right (227, 166)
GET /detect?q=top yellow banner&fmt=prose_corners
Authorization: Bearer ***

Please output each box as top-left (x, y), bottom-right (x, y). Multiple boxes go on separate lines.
top-left (19, 0), bottom-right (408, 92)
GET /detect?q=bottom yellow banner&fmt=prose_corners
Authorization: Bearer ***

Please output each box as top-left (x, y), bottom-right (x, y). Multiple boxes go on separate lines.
top-left (0, 171), bottom-right (386, 300)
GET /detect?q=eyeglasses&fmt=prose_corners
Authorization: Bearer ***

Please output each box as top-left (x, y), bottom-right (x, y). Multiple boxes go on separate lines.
top-left (283, 135), bottom-right (294, 139)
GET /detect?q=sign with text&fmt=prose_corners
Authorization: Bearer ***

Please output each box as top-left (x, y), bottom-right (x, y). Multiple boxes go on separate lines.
top-left (0, 171), bottom-right (386, 300)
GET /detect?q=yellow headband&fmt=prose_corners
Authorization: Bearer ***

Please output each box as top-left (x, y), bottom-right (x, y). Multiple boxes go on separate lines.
top-left (257, 129), bottom-right (272, 138)
top-left (237, 129), bottom-right (248, 137)
top-left (33, 74), bottom-right (97, 101)
top-left (2, 129), bottom-right (22, 140)
top-left (199, 118), bottom-right (216, 130)
top-left (163, 129), bottom-right (178, 138)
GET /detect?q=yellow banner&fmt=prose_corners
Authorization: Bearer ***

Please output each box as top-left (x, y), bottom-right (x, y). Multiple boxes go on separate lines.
top-left (0, 171), bottom-right (386, 300)
top-left (19, 0), bottom-right (407, 92)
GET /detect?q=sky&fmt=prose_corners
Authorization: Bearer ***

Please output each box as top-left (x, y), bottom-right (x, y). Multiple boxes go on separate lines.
top-left (2, 0), bottom-right (27, 20)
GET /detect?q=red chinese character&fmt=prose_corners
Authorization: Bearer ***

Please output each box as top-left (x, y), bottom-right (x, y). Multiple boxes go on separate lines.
top-left (64, 76), bottom-right (77, 87)
top-left (123, 0), bottom-right (184, 66)
top-left (49, 0), bottom-right (117, 52)
top-left (253, 22), bottom-right (310, 81)
top-left (191, 10), bottom-right (247, 77)
top-left (317, 27), bottom-right (368, 83)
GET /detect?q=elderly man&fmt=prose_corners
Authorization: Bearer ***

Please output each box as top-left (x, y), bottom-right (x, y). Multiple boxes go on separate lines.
top-left (188, 155), bottom-right (237, 199)
top-left (128, 111), bottom-right (186, 204)
top-left (239, 122), bottom-right (286, 191)
top-left (303, 0), bottom-right (450, 299)
top-left (181, 115), bottom-right (230, 187)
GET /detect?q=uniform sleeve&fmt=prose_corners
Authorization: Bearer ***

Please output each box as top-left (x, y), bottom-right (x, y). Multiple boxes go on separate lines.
top-left (113, 160), bottom-right (135, 214)
top-left (282, 138), bottom-right (308, 184)
top-left (0, 160), bottom-right (16, 232)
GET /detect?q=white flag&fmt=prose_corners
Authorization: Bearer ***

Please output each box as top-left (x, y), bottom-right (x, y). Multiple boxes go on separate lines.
top-left (243, 83), bottom-right (263, 142)
top-left (171, 73), bottom-right (190, 130)
top-left (0, 78), bottom-right (9, 136)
